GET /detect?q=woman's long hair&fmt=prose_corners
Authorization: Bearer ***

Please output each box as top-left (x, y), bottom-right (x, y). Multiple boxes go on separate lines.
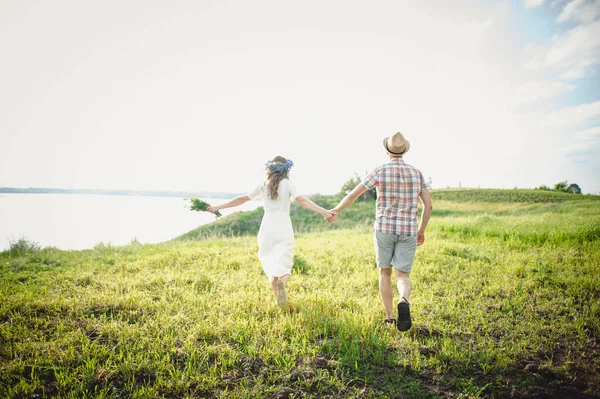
top-left (266, 156), bottom-right (289, 200)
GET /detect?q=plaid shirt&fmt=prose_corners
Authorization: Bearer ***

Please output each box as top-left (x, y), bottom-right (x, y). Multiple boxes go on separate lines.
top-left (362, 158), bottom-right (427, 236)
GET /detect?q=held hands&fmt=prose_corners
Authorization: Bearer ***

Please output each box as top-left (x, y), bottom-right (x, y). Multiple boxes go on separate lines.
top-left (323, 211), bottom-right (337, 222)
top-left (325, 209), bottom-right (339, 223)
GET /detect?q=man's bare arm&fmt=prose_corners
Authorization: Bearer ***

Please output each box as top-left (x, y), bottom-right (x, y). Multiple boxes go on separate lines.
top-left (332, 183), bottom-right (368, 215)
top-left (417, 189), bottom-right (432, 245)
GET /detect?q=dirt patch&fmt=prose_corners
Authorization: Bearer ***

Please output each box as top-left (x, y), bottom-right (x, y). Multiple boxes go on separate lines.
top-left (413, 324), bottom-right (443, 338)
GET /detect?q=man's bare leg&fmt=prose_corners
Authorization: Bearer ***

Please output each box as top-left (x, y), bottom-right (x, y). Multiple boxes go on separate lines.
top-left (379, 268), bottom-right (395, 319)
top-left (395, 270), bottom-right (412, 300)
top-left (395, 270), bottom-right (412, 331)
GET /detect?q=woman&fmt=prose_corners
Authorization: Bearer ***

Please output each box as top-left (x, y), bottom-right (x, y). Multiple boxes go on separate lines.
top-left (207, 156), bottom-right (333, 307)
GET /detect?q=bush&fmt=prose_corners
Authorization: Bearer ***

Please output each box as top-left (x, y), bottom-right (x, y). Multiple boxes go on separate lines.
top-left (537, 181), bottom-right (582, 194)
top-left (340, 173), bottom-right (376, 201)
top-left (7, 237), bottom-right (41, 256)
top-left (567, 183), bottom-right (581, 194)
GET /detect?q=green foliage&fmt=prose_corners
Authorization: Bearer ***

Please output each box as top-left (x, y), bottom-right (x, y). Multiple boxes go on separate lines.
top-left (554, 180), bottom-right (568, 192)
top-left (567, 183), bottom-right (582, 194)
top-left (340, 173), bottom-right (376, 200)
top-left (537, 181), bottom-right (581, 194)
top-left (186, 197), bottom-right (222, 217)
top-left (6, 237), bottom-right (40, 256)
top-left (431, 188), bottom-right (596, 203)
top-left (179, 189), bottom-right (599, 241)
top-left (1, 196), bottom-right (599, 397)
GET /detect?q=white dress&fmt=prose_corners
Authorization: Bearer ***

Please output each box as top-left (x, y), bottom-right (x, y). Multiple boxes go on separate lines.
top-left (247, 179), bottom-right (300, 279)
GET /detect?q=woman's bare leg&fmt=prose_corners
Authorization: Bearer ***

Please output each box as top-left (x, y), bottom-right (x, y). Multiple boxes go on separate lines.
top-left (270, 277), bottom-right (279, 296)
top-left (279, 274), bottom-right (290, 285)
top-left (276, 274), bottom-right (290, 307)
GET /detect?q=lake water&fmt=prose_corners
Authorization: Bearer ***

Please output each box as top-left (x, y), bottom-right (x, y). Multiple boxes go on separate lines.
top-left (0, 194), bottom-right (261, 251)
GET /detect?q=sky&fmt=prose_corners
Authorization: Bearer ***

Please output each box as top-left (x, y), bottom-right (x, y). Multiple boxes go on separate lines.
top-left (1, 0), bottom-right (599, 195)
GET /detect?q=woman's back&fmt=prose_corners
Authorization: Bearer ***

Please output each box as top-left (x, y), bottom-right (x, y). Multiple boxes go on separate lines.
top-left (250, 179), bottom-right (299, 213)
top-left (207, 156), bottom-right (331, 308)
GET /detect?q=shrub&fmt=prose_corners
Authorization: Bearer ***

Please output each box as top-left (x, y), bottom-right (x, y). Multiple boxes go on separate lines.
top-left (7, 237), bottom-right (40, 256)
top-left (340, 173), bottom-right (376, 201)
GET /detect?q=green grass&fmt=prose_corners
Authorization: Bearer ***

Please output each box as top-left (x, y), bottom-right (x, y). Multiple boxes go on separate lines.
top-left (430, 188), bottom-right (599, 203)
top-left (1, 190), bottom-right (599, 398)
top-left (178, 189), bottom-right (598, 240)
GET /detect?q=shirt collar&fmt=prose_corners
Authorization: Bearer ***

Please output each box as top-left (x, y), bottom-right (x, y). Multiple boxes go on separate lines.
top-left (388, 158), bottom-right (405, 165)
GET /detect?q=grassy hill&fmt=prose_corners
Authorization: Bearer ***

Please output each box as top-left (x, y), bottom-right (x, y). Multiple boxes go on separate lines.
top-left (1, 189), bottom-right (599, 398)
top-left (430, 188), bottom-right (599, 203)
top-left (177, 189), bottom-right (599, 240)
top-left (176, 194), bottom-right (375, 241)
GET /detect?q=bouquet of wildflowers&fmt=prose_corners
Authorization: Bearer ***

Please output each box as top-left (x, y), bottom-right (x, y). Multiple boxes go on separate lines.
top-left (186, 197), bottom-right (222, 217)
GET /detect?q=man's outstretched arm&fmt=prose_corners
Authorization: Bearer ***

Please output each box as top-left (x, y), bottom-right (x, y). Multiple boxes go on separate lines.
top-left (330, 183), bottom-right (368, 219)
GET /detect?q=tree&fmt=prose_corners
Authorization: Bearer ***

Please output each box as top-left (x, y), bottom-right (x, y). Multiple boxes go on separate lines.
top-left (544, 181), bottom-right (582, 194)
top-left (554, 181), bottom-right (568, 192)
top-left (567, 183), bottom-right (581, 194)
top-left (340, 173), bottom-right (376, 200)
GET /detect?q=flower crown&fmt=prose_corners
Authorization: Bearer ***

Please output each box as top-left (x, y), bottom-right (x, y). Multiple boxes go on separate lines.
top-left (265, 159), bottom-right (294, 174)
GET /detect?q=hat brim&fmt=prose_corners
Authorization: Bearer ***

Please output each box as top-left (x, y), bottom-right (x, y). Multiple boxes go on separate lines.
top-left (383, 137), bottom-right (410, 156)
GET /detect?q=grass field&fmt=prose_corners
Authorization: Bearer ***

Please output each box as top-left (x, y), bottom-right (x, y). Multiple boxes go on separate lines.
top-left (178, 189), bottom-right (600, 240)
top-left (1, 189), bottom-right (599, 398)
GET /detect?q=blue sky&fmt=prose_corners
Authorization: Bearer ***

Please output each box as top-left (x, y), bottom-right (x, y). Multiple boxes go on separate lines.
top-left (1, 0), bottom-right (599, 194)
top-left (516, 0), bottom-right (600, 193)
top-left (517, 0), bottom-right (599, 106)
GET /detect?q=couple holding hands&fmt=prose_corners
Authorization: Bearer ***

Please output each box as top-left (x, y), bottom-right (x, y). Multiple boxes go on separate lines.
top-left (207, 132), bottom-right (432, 331)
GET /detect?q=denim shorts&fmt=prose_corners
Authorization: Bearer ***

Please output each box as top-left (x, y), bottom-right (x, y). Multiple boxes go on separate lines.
top-left (373, 230), bottom-right (418, 273)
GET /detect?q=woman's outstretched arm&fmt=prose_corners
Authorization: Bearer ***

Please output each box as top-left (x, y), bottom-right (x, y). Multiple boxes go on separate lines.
top-left (295, 196), bottom-right (334, 219)
top-left (207, 195), bottom-right (251, 214)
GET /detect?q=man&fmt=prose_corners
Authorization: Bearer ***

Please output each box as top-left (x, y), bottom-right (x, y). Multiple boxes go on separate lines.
top-left (328, 132), bottom-right (432, 331)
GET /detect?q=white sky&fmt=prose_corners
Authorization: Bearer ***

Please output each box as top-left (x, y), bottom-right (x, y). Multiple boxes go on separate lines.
top-left (1, 0), bottom-right (599, 194)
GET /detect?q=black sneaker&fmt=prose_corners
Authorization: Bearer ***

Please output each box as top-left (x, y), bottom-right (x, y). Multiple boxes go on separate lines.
top-left (397, 298), bottom-right (412, 331)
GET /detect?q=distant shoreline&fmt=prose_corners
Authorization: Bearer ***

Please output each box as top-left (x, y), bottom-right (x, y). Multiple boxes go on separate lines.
top-left (0, 187), bottom-right (241, 199)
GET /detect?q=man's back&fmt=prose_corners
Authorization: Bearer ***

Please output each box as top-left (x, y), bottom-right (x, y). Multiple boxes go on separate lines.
top-left (329, 131), bottom-right (433, 331)
top-left (362, 158), bottom-right (426, 236)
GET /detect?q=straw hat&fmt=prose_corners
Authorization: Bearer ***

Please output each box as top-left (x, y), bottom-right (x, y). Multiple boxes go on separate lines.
top-left (383, 132), bottom-right (410, 156)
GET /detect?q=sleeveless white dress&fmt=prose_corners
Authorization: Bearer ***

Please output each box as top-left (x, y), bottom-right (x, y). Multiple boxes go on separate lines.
top-left (247, 179), bottom-right (300, 279)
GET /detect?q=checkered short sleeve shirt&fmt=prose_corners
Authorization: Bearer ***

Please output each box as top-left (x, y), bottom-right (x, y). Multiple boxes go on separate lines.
top-left (362, 158), bottom-right (427, 236)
